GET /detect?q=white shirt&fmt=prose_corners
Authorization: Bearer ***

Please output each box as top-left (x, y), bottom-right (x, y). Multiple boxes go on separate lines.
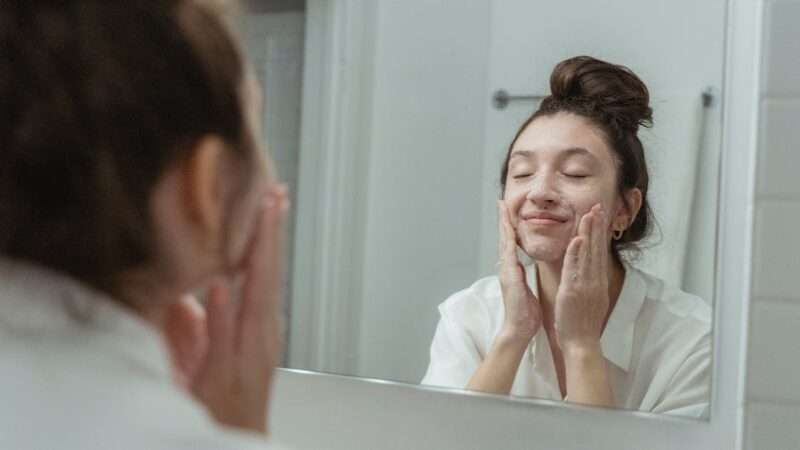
top-left (0, 259), bottom-right (286, 449)
top-left (421, 263), bottom-right (711, 419)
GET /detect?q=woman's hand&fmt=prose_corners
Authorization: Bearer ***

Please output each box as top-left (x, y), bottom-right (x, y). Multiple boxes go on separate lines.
top-left (554, 203), bottom-right (610, 354)
top-left (165, 185), bottom-right (289, 435)
top-left (553, 203), bottom-right (615, 408)
top-left (464, 201), bottom-right (541, 395)
top-left (497, 200), bottom-right (542, 344)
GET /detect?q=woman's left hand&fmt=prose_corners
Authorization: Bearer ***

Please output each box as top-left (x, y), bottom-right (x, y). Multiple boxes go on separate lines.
top-left (554, 203), bottom-right (611, 354)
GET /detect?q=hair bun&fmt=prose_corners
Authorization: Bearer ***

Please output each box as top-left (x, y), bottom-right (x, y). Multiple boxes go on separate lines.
top-left (549, 56), bottom-right (653, 133)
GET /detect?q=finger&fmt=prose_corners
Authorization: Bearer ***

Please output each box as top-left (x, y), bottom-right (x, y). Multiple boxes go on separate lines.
top-left (577, 210), bottom-right (592, 277)
top-left (562, 235), bottom-right (583, 286)
top-left (204, 280), bottom-right (235, 364)
top-left (164, 295), bottom-right (206, 362)
top-left (497, 201), bottom-right (535, 301)
top-left (164, 295), bottom-right (208, 388)
top-left (594, 206), bottom-right (609, 276)
top-left (517, 263), bottom-right (539, 303)
top-left (578, 207), bottom-right (593, 240)
top-left (499, 201), bottom-right (517, 266)
top-left (239, 186), bottom-right (289, 351)
top-left (588, 205), bottom-right (603, 272)
top-left (241, 185), bottom-right (288, 270)
top-left (497, 200), bottom-right (507, 261)
top-left (498, 201), bottom-right (525, 285)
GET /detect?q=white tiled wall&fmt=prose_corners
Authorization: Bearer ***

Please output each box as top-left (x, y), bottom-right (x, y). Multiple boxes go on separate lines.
top-left (745, 0), bottom-right (800, 448)
top-left (747, 402), bottom-right (800, 450)
top-left (747, 302), bottom-right (800, 402)
top-left (760, 0), bottom-right (800, 97)
top-left (752, 202), bottom-right (800, 299)
top-left (757, 101), bottom-right (800, 198)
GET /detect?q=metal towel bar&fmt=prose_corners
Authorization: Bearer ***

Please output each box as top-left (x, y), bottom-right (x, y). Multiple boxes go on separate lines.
top-left (491, 87), bottom-right (716, 110)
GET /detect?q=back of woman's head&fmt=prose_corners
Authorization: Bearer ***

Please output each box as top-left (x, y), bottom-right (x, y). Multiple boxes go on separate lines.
top-left (501, 55), bottom-right (654, 257)
top-left (0, 0), bottom-right (252, 295)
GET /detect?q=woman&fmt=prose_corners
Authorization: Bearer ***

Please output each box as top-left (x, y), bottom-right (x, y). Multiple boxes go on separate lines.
top-left (1, 1), bottom-right (288, 448)
top-left (422, 56), bottom-right (711, 418)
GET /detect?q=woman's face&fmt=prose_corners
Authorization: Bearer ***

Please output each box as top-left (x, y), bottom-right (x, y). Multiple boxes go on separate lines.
top-left (503, 112), bottom-right (629, 263)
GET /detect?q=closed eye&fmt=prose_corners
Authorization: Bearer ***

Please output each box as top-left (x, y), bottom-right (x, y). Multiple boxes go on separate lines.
top-left (563, 172), bottom-right (589, 179)
top-left (512, 173), bottom-right (532, 180)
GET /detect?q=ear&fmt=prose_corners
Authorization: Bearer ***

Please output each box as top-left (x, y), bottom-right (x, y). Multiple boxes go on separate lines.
top-left (180, 136), bottom-right (229, 244)
top-left (614, 188), bottom-right (643, 231)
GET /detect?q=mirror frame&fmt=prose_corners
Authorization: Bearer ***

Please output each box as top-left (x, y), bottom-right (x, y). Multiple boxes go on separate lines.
top-left (274, 0), bottom-right (760, 448)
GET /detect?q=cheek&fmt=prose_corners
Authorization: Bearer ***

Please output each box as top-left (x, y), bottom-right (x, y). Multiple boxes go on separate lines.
top-left (568, 178), bottom-right (617, 211)
top-left (568, 194), bottom-right (618, 230)
top-left (503, 185), bottom-right (526, 214)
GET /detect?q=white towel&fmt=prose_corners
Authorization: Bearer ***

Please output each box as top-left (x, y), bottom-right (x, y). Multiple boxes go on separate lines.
top-left (635, 91), bottom-right (707, 287)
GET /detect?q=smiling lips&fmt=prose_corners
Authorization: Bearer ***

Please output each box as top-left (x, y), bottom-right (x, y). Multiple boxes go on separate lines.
top-left (521, 212), bottom-right (569, 226)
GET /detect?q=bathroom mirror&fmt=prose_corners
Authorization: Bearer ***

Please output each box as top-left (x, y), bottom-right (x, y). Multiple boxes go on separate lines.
top-left (240, 0), bottom-right (725, 420)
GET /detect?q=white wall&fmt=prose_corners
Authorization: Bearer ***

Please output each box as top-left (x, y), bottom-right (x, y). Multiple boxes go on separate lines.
top-left (354, 0), bottom-right (492, 383)
top-left (744, 0), bottom-right (800, 448)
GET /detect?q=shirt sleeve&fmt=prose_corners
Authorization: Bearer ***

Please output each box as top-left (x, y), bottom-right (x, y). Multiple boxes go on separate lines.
top-left (420, 304), bottom-right (483, 389)
top-left (651, 334), bottom-right (712, 419)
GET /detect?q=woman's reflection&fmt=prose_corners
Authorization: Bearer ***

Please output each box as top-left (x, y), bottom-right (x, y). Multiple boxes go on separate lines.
top-left (422, 56), bottom-right (711, 419)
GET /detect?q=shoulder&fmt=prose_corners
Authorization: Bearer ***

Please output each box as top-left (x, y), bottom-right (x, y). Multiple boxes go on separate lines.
top-left (432, 273), bottom-right (506, 343)
top-left (437, 273), bottom-right (503, 320)
top-left (633, 267), bottom-right (712, 350)
top-left (637, 268), bottom-right (711, 326)
top-left (0, 326), bottom-right (277, 449)
top-left (0, 354), bottom-right (279, 450)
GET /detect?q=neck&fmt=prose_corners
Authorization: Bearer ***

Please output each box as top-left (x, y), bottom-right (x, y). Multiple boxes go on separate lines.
top-left (535, 255), bottom-right (626, 332)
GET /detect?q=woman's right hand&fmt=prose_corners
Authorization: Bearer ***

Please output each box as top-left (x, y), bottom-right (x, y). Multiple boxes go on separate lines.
top-left (166, 185), bottom-right (289, 435)
top-left (465, 201), bottom-right (541, 394)
top-left (497, 200), bottom-right (542, 344)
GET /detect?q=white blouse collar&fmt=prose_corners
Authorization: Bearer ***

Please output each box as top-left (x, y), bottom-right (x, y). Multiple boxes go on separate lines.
top-left (0, 258), bottom-right (172, 381)
top-left (523, 262), bottom-right (647, 372)
top-left (600, 266), bottom-right (647, 371)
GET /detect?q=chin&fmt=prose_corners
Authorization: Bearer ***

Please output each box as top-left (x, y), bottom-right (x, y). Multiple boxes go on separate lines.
top-left (519, 237), bottom-right (568, 263)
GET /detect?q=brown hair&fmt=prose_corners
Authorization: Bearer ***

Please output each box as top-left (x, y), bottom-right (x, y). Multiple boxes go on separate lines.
top-left (0, 0), bottom-right (253, 297)
top-left (500, 56), bottom-right (654, 257)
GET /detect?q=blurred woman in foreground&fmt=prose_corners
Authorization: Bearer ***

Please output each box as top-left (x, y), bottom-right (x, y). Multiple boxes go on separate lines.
top-left (0, 1), bottom-right (289, 448)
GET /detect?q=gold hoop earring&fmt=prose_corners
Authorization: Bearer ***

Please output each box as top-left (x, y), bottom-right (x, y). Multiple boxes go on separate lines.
top-left (612, 229), bottom-right (624, 241)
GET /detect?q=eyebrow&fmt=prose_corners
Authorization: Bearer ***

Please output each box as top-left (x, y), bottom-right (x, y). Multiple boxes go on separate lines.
top-left (509, 147), bottom-right (596, 160)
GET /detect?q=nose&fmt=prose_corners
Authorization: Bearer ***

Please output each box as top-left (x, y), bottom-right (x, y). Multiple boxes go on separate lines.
top-left (524, 173), bottom-right (559, 208)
